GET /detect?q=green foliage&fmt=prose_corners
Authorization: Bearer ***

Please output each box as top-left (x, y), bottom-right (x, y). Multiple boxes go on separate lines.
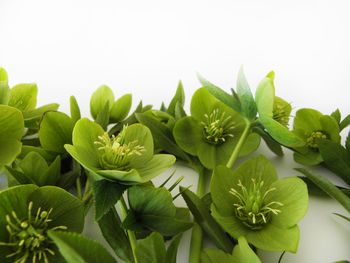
top-left (48, 231), bottom-right (117, 263)
top-left (124, 185), bottom-right (192, 236)
top-left (8, 83), bottom-right (38, 112)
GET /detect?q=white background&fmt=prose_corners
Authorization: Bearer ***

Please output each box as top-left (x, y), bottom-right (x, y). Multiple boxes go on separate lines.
top-left (1, 0), bottom-right (350, 262)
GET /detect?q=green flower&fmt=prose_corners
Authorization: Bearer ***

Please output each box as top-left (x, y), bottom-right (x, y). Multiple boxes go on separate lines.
top-left (0, 184), bottom-right (84, 263)
top-left (173, 88), bottom-right (260, 169)
top-left (272, 96), bottom-right (292, 127)
top-left (292, 108), bottom-right (341, 165)
top-left (210, 155), bottom-right (308, 252)
top-left (65, 118), bottom-right (175, 185)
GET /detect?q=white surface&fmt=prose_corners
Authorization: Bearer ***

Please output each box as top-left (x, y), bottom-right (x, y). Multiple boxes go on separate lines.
top-left (1, 0), bottom-right (350, 262)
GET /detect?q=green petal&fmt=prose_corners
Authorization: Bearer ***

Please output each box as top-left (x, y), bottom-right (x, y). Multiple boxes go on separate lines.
top-left (124, 124), bottom-right (154, 166)
top-left (0, 184), bottom-right (39, 239)
top-left (211, 165), bottom-right (237, 216)
top-left (136, 154), bottom-right (176, 182)
top-left (197, 142), bottom-right (216, 169)
top-left (71, 118), bottom-right (104, 165)
top-left (29, 186), bottom-right (84, 233)
top-left (232, 236), bottom-right (262, 263)
top-left (246, 224), bottom-right (300, 252)
top-left (255, 77), bottom-right (275, 118)
top-left (266, 177), bottom-right (308, 228)
top-left (190, 88), bottom-right (218, 121)
top-left (65, 144), bottom-right (100, 173)
top-left (90, 85), bottom-right (115, 120)
top-left (8, 83), bottom-right (37, 112)
top-left (97, 169), bottom-right (143, 185)
top-left (173, 116), bottom-right (203, 156)
top-left (293, 108), bottom-right (323, 132)
top-left (39, 111), bottom-right (74, 153)
top-left (110, 94), bottom-right (132, 123)
top-left (0, 105), bottom-right (24, 172)
top-left (211, 204), bottom-right (249, 238)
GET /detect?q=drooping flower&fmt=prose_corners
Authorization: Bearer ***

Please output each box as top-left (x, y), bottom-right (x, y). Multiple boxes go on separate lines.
top-left (0, 184), bottom-right (84, 263)
top-left (173, 88), bottom-right (260, 169)
top-left (292, 108), bottom-right (341, 165)
top-left (65, 118), bottom-right (175, 185)
top-left (210, 155), bottom-right (308, 252)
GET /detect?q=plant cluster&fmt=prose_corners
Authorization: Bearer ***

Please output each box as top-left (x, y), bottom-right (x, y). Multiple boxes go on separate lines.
top-left (0, 66), bottom-right (349, 263)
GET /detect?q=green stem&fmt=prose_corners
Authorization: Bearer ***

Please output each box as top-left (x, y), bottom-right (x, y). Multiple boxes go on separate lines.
top-left (118, 196), bottom-right (138, 263)
top-left (76, 177), bottom-right (82, 200)
top-left (189, 166), bottom-right (207, 263)
top-left (226, 118), bottom-right (251, 169)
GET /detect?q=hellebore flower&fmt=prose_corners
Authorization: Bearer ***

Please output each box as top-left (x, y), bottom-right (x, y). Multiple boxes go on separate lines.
top-left (173, 88), bottom-right (260, 170)
top-left (0, 184), bottom-right (84, 263)
top-left (65, 118), bottom-right (175, 185)
top-left (292, 108), bottom-right (341, 165)
top-left (210, 155), bottom-right (308, 252)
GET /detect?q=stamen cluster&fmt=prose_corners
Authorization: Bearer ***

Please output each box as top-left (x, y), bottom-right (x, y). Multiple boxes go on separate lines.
top-left (0, 202), bottom-right (67, 263)
top-left (306, 131), bottom-right (327, 149)
top-left (201, 108), bottom-right (235, 145)
top-left (94, 127), bottom-right (146, 170)
top-left (273, 104), bottom-right (290, 127)
top-left (229, 179), bottom-right (283, 230)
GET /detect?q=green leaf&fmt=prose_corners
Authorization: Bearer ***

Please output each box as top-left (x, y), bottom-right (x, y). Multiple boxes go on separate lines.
top-left (201, 249), bottom-right (235, 263)
top-left (253, 126), bottom-right (283, 156)
top-left (180, 186), bottom-right (234, 253)
top-left (128, 185), bottom-right (175, 217)
top-left (165, 233), bottom-right (183, 263)
top-left (255, 77), bottom-right (274, 118)
top-left (0, 105), bottom-right (24, 172)
top-left (136, 113), bottom-right (190, 162)
top-left (317, 139), bottom-right (350, 185)
top-left (90, 85), bottom-right (115, 120)
top-left (333, 213), bottom-right (350, 223)
top-left (346, 131), bottom-right (350, 152)
top-left (236, 67), bottom-right (257, 120)
top-left (8, 83), bottom-right (38, 112)
top-left (198, 74), bottom-right (241, 113)
top-left (70, 96), bottom-right (81, 124)
top-left (93, 180), bottom-right (129, 221)
top-left (135, 232), bottom-right (166, 263)
top-left (232, 236), bottom-right (262, 263)
top-left (259, 116), bottom-right (304, 147)
top-left (167, 81), bottom-right (185, 117)
top-left (110, 94), bottom-right (132, 123)
top-left (140, 214), bottom-right (193, 236)
top-left (340, 114), bottom-right (350, 131)
top-left (98, 207), bottom-right (134, 262)
top-left (331, 109), bottom-right (341, 124)
top-left (39, 111), bottom-right (75, 153)
top-left (48, 231), bottom-right (117, 263)
top-left (295, 168), bottom-right (350, 213)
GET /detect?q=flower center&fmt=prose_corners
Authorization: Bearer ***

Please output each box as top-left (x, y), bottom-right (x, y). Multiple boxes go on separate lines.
top-left (229, 179), bottom-right (283, 230)
top-left (201, 109), bottom-right (235, 145)
top-left (306, 131), bottom-right (327, 149)
top-left (273, 104), bottom-right (290, 127)
top-left (0, 202), bottom-right (67, 263)
top-left (94, 127), bottom-right (146, 170)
